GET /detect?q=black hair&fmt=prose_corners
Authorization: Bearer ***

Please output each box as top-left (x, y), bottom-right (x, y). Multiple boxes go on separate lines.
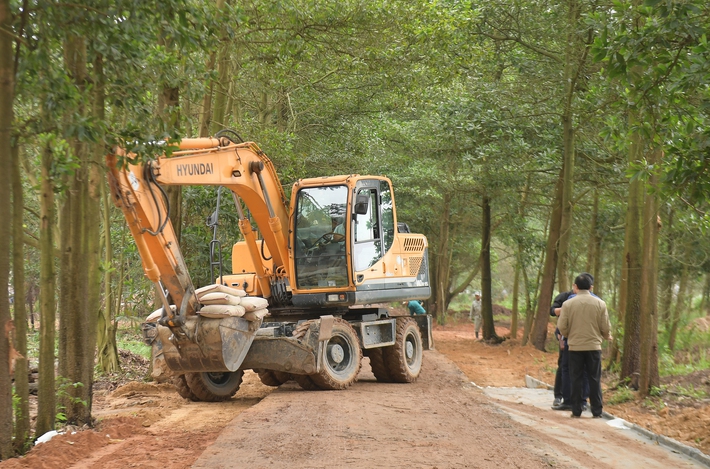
top-left (581, 272), bottom-right (594, 285)
top-left (575, 274), bottom-right (592, 290)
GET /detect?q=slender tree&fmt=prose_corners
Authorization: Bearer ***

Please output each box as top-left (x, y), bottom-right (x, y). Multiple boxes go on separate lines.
top-left (12, 143), bottom-right (30, 452)
top-left (0, 0), bottom-right (13, 456)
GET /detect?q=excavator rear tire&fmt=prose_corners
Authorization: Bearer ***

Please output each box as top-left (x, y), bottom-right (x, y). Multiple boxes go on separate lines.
top-left (383, 317), bottom-right (423, 383)
top-left (173, 374), bottom-right (199, 401)
top-left (309, 318), bottom-right (362, 390)
top-left (294, 374), bottom-right (321, 391)
top-left (184, 370), bottom-right (244, 402)
top-left (257, 370), bottom-right (292, 387)
top-left (364, 348), bottom-right (394, 382)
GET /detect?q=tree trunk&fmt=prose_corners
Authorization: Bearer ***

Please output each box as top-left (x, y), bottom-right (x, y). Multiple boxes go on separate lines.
top-left (620, 111), bottom-right (644, 389)
top-left (0, 0), bottom-right (14, 455)
top-left (98, 184), bottom-right (119, 372)
top-left (521, 253), bottom-right (534, 346)
top-left (511, 263), bottom-right (520, 339)
top-left (556, 122), bottom-right (575, 294)
top-left (659, 206), bottom-right (675, 327)
top-left (12, 143), bottom-right (30, 452)
top-left (480, 195), bottom-right (501, 342)
top-left (432, 194), bottom-right (452, 319)
top-left (668, 263), bottom-right (688, 351)
top-left (210, 38), bottom-right (231, 135)
top-left (638, 149), bottom-right (661, 396)
top-left (531, 169), bottom-right (564, 350)
top-left (58, 34), bottom-right (97, 426)
top-left (36, 138), bottom-right (57, 437)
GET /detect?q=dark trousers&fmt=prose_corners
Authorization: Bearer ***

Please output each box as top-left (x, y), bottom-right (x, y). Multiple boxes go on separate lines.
top-left (569, 350), bottom-right (603, 417)
top-left (554, 349), bottom-right (563, 399)
top-left (561, 345), bottom-right (589, 404)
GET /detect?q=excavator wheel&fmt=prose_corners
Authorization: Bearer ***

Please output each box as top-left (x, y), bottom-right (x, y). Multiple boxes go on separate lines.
top-left (364, 348), bottom-right (394, 383)
top-left (184, 370), bottom-right (244, 402)
top-left (257, 370), bottom-right (292, 387)
top-left (293, 374), bottom-right (321, 391)
top-left (309, 318), bottom-right (362, 390)
top-left (383, 317), bottom-right (423, 383)
top-left (173, 374), bottom-right (199, 401)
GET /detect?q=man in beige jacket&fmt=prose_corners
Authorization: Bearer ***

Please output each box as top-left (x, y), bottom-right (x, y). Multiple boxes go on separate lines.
top-left (558, 273), bottom-right (612, 418)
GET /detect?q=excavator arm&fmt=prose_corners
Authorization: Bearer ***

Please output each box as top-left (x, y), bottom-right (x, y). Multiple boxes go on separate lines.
top-left (106, 137), bottom-right (291, 328)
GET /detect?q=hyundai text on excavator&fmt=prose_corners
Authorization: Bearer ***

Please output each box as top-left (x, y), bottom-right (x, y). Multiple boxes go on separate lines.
top-left (107, 131), bottom-right (432, 401)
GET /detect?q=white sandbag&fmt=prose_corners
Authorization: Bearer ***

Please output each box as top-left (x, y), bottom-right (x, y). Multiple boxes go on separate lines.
top-left (243, 308), bottom-right (270, 322)
top-left (199, 292), bottom-right (241, 306)
top-left (146, 305), bottom-right (176, 323)
top-left (195, 284), bottom-right (247, 298)
top-left (240, 296), bottom-right (269, 312)
top-left (198, 304), bottom-right (246, 318)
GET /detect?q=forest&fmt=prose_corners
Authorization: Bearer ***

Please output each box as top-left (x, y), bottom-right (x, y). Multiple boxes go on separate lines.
top-left (1, 0), bottom-right (710, 459)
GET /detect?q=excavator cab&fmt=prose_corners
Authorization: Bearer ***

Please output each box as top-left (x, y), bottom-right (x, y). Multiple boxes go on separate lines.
top-left (289, 176), bottom-right (429, 308)
top-left (293, 185), bottom-right (349, 289)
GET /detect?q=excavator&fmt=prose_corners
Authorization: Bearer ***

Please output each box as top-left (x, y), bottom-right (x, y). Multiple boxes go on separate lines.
top-left (107, 130), bottom-right (432, 401)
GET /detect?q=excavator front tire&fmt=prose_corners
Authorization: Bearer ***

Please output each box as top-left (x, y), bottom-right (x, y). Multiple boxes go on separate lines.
top-left (383, 317), bottom-right (423, 383)
top-left (184, 370), bottom-right (244, 402)
top-left (309, 318), bottom-right (362, 390)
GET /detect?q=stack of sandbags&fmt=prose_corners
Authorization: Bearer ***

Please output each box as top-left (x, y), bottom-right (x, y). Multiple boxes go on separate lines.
top-left (195, 284), bottom-right (269, 321)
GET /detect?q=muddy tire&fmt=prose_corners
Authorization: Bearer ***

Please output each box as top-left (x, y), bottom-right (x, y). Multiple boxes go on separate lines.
top-left (294, 374), bottom-right (321, 391)
top-left (291, 319), bottom-right (317, 340)
top-left (184, 371), bottom-right (244, 402)
top-left (173, 374), bottom-right (198, 401)
top-left (383, 318), bottom-right (423, 383)
top-left (257, 370), bottom-right (292, 387)
top-left (364, 348), bottom-right (394, 383)
top-left (309, 318), bottom-right (362, 390)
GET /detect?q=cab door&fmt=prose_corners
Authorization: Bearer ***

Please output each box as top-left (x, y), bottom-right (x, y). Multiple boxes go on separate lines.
top-left (352, 179), bottom-right (394, 297)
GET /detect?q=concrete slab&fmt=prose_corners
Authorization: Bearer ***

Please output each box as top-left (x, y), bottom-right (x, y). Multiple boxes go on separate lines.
top-left (476, 376), bottom-right (710, 468)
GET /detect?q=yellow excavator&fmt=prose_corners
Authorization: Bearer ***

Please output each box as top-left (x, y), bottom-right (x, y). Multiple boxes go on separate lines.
top-left (107, 130), bottom-right (431, 401)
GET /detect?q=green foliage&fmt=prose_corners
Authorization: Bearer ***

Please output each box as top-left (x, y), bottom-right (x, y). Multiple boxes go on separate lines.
top-left (54, 379), bottom-right (87, 427)
top-left (608, 386), bottom-right (635, 405)
top-left (116, 328), bottom-right (151, 361)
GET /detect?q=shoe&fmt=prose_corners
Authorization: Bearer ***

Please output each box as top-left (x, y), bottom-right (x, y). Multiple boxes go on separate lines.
top-left (552, 397), bottom-right (562, 407)
top-left (551, 404), bottom-right (572, 411)
top-left (581, 403), bottom-right (588, 412)
top-left (592, 414), bottom-right (603, 419)
top-left (571, 413), bottom-right (581, 418)
top-left (475, 332), bottom-right (479, 339)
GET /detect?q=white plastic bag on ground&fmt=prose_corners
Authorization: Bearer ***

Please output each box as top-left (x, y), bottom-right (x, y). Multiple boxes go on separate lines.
top-left (35, 430), bottom-right (60, 445)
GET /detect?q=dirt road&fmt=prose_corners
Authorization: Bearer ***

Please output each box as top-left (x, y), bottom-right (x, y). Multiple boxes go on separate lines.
top-left (193, 351), bottom-right (704, 469)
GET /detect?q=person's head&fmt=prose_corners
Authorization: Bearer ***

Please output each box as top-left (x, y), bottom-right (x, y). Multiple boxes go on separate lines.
top-left (574, 273), bottom-right (592, 291)
top-left (474, 291), bottom-right (481, 299)
top-left (581, 272), bottom-right (594, 286)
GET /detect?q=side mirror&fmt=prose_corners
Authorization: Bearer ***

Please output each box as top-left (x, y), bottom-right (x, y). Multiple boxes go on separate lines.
top-left (354, 194), bottom-right (369, 215)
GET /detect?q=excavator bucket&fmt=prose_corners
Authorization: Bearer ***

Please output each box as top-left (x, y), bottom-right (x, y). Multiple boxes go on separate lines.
top-left (155, 316), bottom-right (262, 373)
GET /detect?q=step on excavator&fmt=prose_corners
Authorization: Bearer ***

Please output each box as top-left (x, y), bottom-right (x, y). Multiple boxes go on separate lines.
top-left (107, 130), bottom-right (432, 401)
